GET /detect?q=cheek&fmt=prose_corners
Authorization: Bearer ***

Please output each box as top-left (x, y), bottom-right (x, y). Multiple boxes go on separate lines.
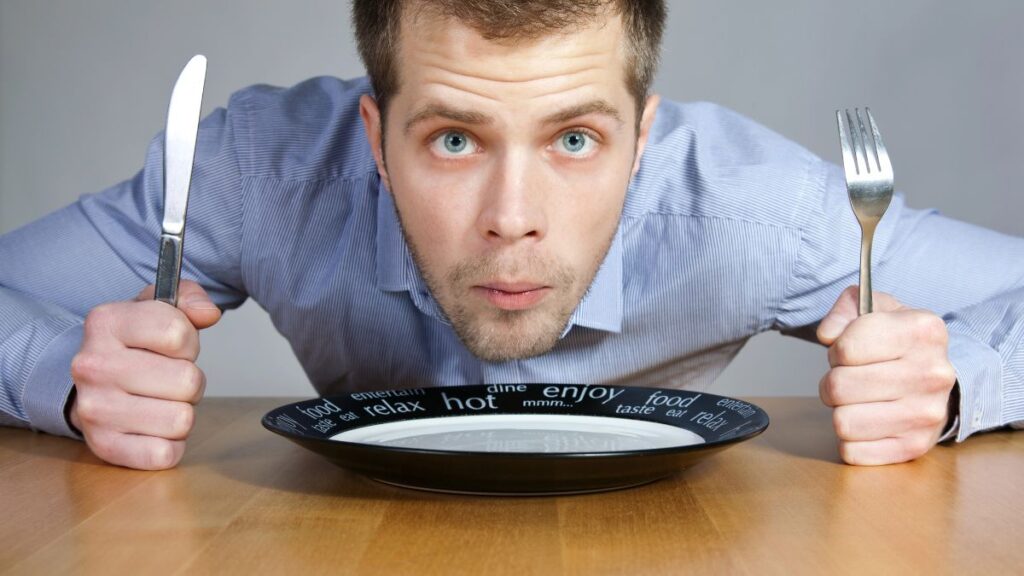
top-left (389, 163), bottom-right (482, 262)
top-left (548, 162), bottom-right (629, 234)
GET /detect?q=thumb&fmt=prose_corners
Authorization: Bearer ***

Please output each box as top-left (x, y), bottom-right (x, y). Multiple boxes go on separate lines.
top-left (816, 286), bottom-right (859, 346)
top-left (136, 280), bottom-right (222, 330)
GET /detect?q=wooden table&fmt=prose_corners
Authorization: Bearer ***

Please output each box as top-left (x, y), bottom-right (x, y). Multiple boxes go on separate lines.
top-left (1, 397), bottom-right (1021, 575)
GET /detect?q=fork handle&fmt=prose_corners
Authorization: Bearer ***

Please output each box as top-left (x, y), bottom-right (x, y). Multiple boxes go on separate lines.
top-left (858, 228), bottom-right (875, 316)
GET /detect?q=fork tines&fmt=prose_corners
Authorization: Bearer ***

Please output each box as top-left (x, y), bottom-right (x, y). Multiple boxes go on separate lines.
top-left (836, 107), bottom-right (892, 179)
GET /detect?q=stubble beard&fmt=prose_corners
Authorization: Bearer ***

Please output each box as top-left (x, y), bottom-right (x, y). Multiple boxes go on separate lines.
top-left (391, 201), bottom-right (619, 363)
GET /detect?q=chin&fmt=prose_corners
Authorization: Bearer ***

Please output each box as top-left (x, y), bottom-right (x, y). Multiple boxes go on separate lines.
top-left (458, 309), bottom-right (566, 362)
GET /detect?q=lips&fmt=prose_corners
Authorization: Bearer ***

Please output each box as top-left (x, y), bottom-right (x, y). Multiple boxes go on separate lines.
top-left (473, 282), bottom-right (551, 311)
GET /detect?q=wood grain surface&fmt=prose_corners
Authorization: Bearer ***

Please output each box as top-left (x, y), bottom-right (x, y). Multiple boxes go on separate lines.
top-left (1, 397), bottom-right (1021, 575)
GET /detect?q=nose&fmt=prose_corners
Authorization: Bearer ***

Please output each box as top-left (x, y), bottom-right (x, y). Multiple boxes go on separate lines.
top-left (475, 149), bottom-right (547, 245)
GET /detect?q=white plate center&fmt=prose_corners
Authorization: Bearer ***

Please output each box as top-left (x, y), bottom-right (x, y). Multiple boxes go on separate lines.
top-left (331, 414), bottom-right (706, 453)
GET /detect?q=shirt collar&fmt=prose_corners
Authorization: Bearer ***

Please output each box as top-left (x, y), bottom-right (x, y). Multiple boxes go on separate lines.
top-left (375, 178), bottom-right (623, 334)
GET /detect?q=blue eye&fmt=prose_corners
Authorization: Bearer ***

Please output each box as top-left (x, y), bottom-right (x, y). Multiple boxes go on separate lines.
top-left (430, 130), bottom-right (477, 157)
top-left (556, 130), bottom-right (599, 156)
top-left (443, 131), bottom-right (468, 153)
top-left (562, 132), bottom-right (587, 153)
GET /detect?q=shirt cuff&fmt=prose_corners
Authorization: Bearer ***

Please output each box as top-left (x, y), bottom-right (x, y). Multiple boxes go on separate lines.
top-left (22, 323), bottom-right (84, 439)
top-left (945, 330), bottom-right (1004, 442)
top-left (936, 382), bottom-right (960, 443)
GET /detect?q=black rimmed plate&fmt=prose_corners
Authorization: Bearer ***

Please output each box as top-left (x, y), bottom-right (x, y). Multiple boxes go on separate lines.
top-left (262, 384), bottom-right (769, 495)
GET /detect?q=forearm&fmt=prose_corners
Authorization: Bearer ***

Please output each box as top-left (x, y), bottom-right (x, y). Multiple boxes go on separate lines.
top-left (944, 286), bottom-right (1024, 440)
top-left (0, 88), bottom-right (259, 442)
top-left (0, 287), bottom-right (83, 437)
top-left (0, 196), bottom-right (151, 438)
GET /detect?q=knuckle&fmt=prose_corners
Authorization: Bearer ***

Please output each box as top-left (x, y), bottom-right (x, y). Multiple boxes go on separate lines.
top-left (171, 405), bottom-right (195, 439)
top-left (901, 436), bottom-right (930, 462)
top-left (84, 303), bottom-right (119, 336)
top-left (70, 352), bottom-right (103, 384)
top-left (911, 434), bottom-right (934, 457)
top-left (189, 366), bottom-right (207, 403)
top-left (162, 317), bottom-right (193, 355)
top-left (913, 312), bottom-right (946, 341)
top-left (818, 373), bottom-right (832, 405)
top-left (181, 363), bottom-right (203, 394)
top-left (73, 393), bottom-right (102, 426)
top-left (182, 362), bottom-right (205, 399)
top-left (145, 440), bottom-right (178, 470)
top-left (89, 432), bottom-right (117, 462)
top-left (832, 338), bottom-right (853, 365)
top-left (833, 409), bottom-right (853, 440)
top-left (838, 441), bottom-right (860, 465)
top-left (923, 400), bottom-right (949, 428)
top-left (84, 303), bottom-right (110, 327)
top-left (926, 362), bottom-right (957, 391)
top-left (826, 370), bottom-right (846, 405)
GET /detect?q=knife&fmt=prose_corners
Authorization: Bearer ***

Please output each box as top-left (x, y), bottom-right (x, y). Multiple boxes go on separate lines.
top-left (155, 54), bottom-right (207, 307)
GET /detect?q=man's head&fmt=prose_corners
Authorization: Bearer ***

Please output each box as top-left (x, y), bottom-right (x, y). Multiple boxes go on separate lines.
top-left (353, 0), bottom-right (666, 361)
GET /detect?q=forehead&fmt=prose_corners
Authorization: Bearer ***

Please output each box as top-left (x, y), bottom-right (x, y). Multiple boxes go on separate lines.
top-left (393, 8), bottom-right (632, 112)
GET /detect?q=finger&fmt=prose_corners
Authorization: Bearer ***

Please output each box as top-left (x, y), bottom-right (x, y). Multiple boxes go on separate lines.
top-left (828, 310), bottom-right (946, 367)
top-left (137, 280), bottom-right (222, 330)
top-left (839, 431), bottom-right (936, 466)
top-left (136, 284), bottom-right (154, 301)
top-left (870, 291), bottom-right (904, 313)
top-left (75, 389), bottom-right (195, 440)
top-left (832, 398), bottom-right (949, 442)
top-left (816, 286), bottom-right (859, 346)
top-left (819, 361), bottom-right (912, 407)
top-left (112, 300), bottom-right (200, 360)
top-left (76, 347), bottom-right (206, 404)
top-left (86, 428), bottom-right (186, 470)
top-left (175, 281), bottom-right (222, 330)
top-left (817, 287), bottom-right (906, 346)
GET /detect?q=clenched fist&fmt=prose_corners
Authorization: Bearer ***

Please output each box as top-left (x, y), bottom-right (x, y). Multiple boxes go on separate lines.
top-left (817, 286), bottom-right (958, 466)
top-left (68, 280), bottom-right (222, 470)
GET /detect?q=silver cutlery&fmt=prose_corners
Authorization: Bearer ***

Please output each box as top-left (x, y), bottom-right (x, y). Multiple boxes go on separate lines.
top-left (155, 55), bottom-right (207, 307)
top-left (836, 107), bottom-right (894, 315)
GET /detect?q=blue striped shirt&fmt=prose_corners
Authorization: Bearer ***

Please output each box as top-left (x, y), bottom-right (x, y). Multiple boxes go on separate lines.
top-left (2, 76), bottom-right (1022, 442)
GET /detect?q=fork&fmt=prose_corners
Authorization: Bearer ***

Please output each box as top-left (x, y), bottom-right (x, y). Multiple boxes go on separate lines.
top-left (836, 107), bottom-right (894, 315)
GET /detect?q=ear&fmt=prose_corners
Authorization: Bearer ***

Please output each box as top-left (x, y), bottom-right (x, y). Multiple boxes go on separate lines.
top-left (359, 94), bottom-right (392, 191)
top-left (631, 94), bottom-right (661, 177)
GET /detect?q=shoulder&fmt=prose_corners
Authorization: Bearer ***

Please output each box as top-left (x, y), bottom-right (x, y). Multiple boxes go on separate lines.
top-left (624, 99), bottom-right (826, 230)
top-left (227, 75), bottom-right (377, 181)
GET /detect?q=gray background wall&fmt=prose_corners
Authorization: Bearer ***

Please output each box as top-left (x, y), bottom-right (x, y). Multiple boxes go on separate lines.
top-left (1, 1), bottom-right (1022, 398)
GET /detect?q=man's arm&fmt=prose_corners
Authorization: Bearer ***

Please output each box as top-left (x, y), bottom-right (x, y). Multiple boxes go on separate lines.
top-left (775, 162), bottom-right (1024, 445)
top-left (0, 104), bottom-right (248, 438)
top-left (942, 285), bottom-right (1024, 439)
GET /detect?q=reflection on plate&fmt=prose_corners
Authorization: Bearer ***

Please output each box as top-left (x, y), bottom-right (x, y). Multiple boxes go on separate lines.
top-left (332, 414), bottom-right (706, 452)
top-left (262, 383), bottom-right (769, 496)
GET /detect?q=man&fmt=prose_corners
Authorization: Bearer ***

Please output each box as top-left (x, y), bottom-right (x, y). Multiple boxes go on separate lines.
top-left (1, 0), bottom-right (1021, 471)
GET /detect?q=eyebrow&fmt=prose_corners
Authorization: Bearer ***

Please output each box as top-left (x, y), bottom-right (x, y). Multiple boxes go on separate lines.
top-left (403, 98), bottom-right (624, 135)
top-left (404, 104), bottom-right (492, 135)
top-left (541, 99), bottom-right (623, 128)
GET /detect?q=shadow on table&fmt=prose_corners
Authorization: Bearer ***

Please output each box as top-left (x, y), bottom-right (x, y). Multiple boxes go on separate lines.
top-left (753, 399), bottom-right (842, 463)
top-left (194, 433), bottom-right (456, 501)
top-left (0, 430), bottom-right (101, 466)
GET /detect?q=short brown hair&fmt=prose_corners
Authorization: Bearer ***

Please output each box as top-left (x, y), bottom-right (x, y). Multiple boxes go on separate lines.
top-left (352, 0), bottom-right (667, 127)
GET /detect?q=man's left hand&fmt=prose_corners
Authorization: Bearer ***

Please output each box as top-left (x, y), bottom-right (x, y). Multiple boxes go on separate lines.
top-left (816, 286), bottom-right (958, 466)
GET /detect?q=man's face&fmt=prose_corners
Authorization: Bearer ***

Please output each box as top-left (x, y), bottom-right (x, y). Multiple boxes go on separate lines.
top-left (360, 9), bottom-right (659, 362)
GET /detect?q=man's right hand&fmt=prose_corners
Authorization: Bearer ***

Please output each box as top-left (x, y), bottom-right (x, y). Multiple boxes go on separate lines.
top-left (68, 280), bottom-right (222, 470)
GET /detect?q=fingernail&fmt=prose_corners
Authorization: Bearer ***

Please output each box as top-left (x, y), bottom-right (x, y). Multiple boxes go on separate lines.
top-left (185, 296), bottom-right (219, 310)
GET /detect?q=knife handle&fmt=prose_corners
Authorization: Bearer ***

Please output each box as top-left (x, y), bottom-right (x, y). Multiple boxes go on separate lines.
top-left (155, 233), bottom-right (183, 306)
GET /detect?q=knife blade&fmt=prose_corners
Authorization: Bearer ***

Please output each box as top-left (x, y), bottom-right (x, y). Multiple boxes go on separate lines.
top-left (155, 54), bottom-right (207, 307)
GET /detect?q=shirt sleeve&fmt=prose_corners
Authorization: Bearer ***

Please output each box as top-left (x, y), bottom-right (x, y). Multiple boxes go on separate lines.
top-left (0, 99), bottom-right (249, 439)
top-left (775, 160), bottom-right (1024, 441)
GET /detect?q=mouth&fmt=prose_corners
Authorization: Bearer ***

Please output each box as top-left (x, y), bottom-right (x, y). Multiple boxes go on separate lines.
top-left (472, 282), bottom-right (552, 311)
